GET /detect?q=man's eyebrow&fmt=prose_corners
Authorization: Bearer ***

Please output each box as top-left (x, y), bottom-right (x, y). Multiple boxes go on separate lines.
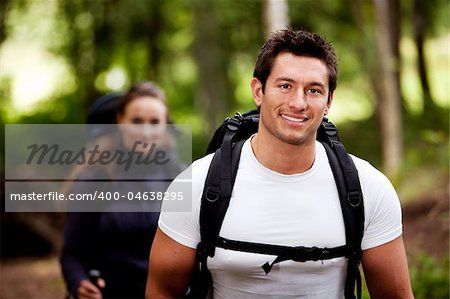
top-left (274, 77), bottom-right (295, 83)
top-left (309, 81), bottom-right (326, 89)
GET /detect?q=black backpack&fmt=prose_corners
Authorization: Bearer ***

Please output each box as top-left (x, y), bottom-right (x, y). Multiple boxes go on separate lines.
top-left (187, 109), bottom-right (365, 299)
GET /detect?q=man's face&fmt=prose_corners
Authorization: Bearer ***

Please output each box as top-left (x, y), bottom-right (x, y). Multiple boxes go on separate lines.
top-left (251, 52), bottom-right (333, 146)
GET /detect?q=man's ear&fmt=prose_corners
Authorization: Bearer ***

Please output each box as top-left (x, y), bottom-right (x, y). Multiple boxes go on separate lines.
top-left (325, 91), bottom-right (334, 115)
top-left (251, 78), bottom-right (263, 108)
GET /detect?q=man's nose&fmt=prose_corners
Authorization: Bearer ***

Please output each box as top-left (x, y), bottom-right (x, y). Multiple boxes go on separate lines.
top-left (288, 90), bottom-right (307, 111)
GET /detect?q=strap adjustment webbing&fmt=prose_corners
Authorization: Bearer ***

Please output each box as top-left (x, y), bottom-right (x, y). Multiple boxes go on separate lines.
top-left (216, 237), bottom-right (350, 274)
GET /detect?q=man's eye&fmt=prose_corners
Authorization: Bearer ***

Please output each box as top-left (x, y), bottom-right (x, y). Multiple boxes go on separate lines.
top-left (308, 89), bottom-right (321, 94)
top-left (132, 118), bottom-right (144, 124)
top-left (279, 84), bottom-right (291, 89)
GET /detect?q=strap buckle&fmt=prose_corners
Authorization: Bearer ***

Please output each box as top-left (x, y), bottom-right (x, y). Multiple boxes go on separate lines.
top-left (347, 191), bottom-right (362, 207)
top-left (292, 246), bottom-right (321, 262)
top-left (226, 114), bottom-right (242, 131)
top-left (205, 186), bottom-right (221, 202)
top-left (196, 243), bottom-right (209, 272)
top-left (321, 119), bottom-right (339, 141)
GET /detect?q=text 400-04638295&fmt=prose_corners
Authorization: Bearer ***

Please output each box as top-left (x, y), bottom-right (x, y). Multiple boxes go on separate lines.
top-left (125, 191), bottom-right (184, 201)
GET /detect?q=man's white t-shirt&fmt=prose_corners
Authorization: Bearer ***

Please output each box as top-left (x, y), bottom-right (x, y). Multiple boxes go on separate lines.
top-left (159, 139), bottom-right (402, 298)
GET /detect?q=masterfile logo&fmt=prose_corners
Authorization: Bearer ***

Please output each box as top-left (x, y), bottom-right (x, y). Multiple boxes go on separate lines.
top-left (25, 141), bottom-right (170, 171)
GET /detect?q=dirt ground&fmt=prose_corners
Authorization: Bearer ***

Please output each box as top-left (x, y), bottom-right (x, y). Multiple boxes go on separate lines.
top-left (402, 187), bottom-right (449, 261)
top-left (0, 257), bottom-right (65, 299)
top-left (0, 191), bottom-right (448, 299)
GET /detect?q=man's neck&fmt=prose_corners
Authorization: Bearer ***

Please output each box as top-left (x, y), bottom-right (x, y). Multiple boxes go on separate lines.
top-left (250, 133), bottom-right (316, 175)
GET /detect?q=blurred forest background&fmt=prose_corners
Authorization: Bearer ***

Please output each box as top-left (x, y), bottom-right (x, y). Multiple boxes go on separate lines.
top-left (0, 0), bottom-right (449, 298)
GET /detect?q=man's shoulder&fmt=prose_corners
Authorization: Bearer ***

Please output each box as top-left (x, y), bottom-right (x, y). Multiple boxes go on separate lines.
top-left (190, 138), bottom-right (252, 177)
top-left (177, 153), bottom-right (215, 188)
top-left (191, 152), bottom-right (215, 173)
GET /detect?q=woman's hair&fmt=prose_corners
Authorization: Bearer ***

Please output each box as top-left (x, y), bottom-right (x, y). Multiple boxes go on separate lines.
top-left (253, 28), bottom-right (338, 95)
top-left (117, 81), bottom-right (172, 123)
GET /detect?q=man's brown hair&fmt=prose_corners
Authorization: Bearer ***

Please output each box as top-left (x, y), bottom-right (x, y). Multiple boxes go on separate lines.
top-left (253, 28), bottom-right (338, 95)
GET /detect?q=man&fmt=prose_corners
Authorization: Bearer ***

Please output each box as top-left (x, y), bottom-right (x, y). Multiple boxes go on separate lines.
top-left (146, 29), bottom-right (414, 298)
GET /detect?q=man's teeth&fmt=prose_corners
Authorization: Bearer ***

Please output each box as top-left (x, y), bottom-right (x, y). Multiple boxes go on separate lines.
top-left (281, 115), bottom-right (306, 123)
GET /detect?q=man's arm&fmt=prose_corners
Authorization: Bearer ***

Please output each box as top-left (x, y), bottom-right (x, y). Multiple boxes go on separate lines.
top-left (362, 236), bottom-right (414, 299)
top-left (146, 227), bottom-right (197, 299)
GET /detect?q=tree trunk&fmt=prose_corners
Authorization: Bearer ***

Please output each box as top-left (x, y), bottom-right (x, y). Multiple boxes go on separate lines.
top-left (58, 0), bottom-right (101, 113)
top-left (263, 0), bottom-right (289, 35)
top-left (373, 0), bottom-right (403, 176)
top-left (192, 2), bottom-right (231, 137)
top-left (413, 0), bottom-right (437, 117)
top-left (0, 0), bottom-right (9, 46)
top-left (146, 0), bottom-right (163, 80)
top-left (388, 0), bottom-right (403, 109)
top-left (349, 0), bottom-right (384, 110)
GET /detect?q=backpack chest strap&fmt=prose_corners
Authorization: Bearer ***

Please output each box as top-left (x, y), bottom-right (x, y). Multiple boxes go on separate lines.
top-left (216, 237), bottom-right (350, 274)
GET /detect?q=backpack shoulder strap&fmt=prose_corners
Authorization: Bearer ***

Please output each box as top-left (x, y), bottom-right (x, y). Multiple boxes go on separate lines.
top-left (199, 139), bottom-right (245, 257)
top-left (319, 118), bottom-right (365, 299)
top-left (200, 110), bottom-right (259, 256)
top-left (187, 139), bottom-right (245, 298)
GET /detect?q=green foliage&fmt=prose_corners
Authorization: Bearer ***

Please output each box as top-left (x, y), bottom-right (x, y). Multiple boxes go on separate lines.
top-left (360, 253), bottom-right (450, 299)
top-left (335, 116), bottom-right (383, 167)
top-left (361, 277), bottom-right (370, 299)
top-left (410, 254), bottom-right (450, 299)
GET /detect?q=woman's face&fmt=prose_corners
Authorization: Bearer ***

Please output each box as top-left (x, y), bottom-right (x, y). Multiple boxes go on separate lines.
top-left (116, 96), bottom-right (168, 153)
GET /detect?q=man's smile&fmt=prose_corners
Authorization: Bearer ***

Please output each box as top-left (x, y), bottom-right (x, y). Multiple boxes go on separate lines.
top-left (280, 113), bottom-right (309, 124)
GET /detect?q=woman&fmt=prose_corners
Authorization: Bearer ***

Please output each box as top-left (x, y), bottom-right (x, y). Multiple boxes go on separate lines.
top-left (61, 82), bottom-right (184, 299)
